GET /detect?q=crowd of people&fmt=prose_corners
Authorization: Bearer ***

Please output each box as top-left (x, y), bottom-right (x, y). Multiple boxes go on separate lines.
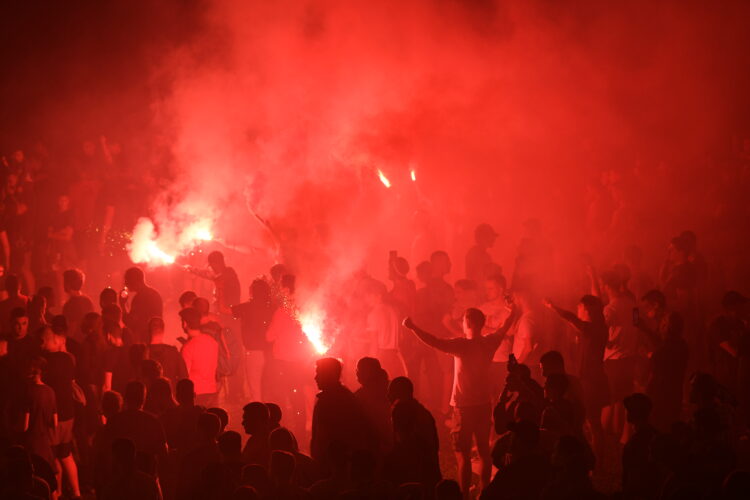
top-left (0, 141), bottom-right (749, 500)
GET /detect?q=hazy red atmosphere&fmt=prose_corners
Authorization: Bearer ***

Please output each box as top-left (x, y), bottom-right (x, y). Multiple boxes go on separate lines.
top-left (1, 1), bottom-right (750, 499)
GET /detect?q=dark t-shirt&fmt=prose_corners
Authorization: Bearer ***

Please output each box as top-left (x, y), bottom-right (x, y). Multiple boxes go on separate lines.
top-left (125, 286), bottom-right (163, 344)
top-left (103, 345), bottom-right (134, 395)
top-left (148, 343), bottom-right (188, 386)
top-left (108, 409), bottom-right (167, 458)
top-left (232, 299), bottom-right (275, 351)
top-left (23, 382), bottom-right (57, 467)
top-left (42, 351), bottom-right (76, 421)
top-left (62, 295), bottom-right (94, 339)
top-left (216, 267), bottom-right (241, 309)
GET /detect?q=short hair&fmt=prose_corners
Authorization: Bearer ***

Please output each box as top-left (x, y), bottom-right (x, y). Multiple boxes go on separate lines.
top-left (26, 356), bottom-right (47, 378)
top-left (124, 267), bottom-right (145, 286)
top-left (148, 317), bottom-right (165, 334)
top-left (192, 298), bottom-right (210, 316)
top-left (198, 412), bottom-right (222, 440)
top-left (207, 407), bottom-right (229, 430)
top-left (600, 270), bottom-right (623, 290)
top-left (218, 430), bottom-right (242, 456)
top-left (392, 257), bottom-right (409, 276)
top-left (124, 381), bottom-right (146, 409)
top-left (269, 427), bottom-right (297, 452)
top-left (101, 390), bottom-right (123, 416)
top-left (389, 376), bottom-right (414, 399)
top-left (179, 291), bottom-right (197, 308)
top-left (10, 307), bottom-right (28, 321)
top-left (356, 357), bottom-right (382, 375)
top-left (270, 264), bottom-right (288, 282)
top-left (270, 450), bottom-right (296, 481)
top-left (316, 357), bottom-right (342, 380)
top-left (63, 269), bottom-right (84, 292)
top-left (624, 393), bottom-right (652, 419)
top-left (243, 402), bottom-right (270, 425)
top-left (430, 250), bottom-right (450, 265)
top-left (250, 279), bottom-right (271, 300)
top-left (208, 251), bottom-right (225, 266)
top-left (435, 479), bottom-right (462, 500)
top-left (266, 403), bottom-right (282, 426)
top-left (176, 379), bottom-right (195, 404)
top-left (579, 294), bottom-right (604, 321)
top-left (464, 308), bottom-right (486, 330)
top-left (540, 350), bottom-right (564, 370)
top-left (642, 289), bottom-right (667, 308)
top-left (415, 261), bottom-right (433, 281)
top-left (51, 315), bottom-right (68, 335)
top-left (179, 307), bottom-right (202, 330)
top-left (722, 291), bottom-right (747, 309)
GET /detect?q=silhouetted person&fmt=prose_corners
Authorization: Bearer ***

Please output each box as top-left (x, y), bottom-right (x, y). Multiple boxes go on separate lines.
top-left (100, 287), bottom-right (118, 311)
top-left (270, 426), bottom-right (320, 488)
top-left (465, 223), bottom-right (501, 286)
top-left (269, 450), bottom-right (308, 500)
top-left (147, 317), bottom-right (188, 389)
top-left (40, 325), bottom-right (81, 497)
top-left (480, 420), bottom-right (552, 500)
top-left (540, 373), bottom-right (584, 439)
top-left (709, 291), bottom-right (748, 401)
top-left (545, 296), bottom-right (609, 448)
top-left (387, 376), bottom-right (439, 465)
top-left (241, 464), bottom-right (272, 498)
top-left (621, 393), bottom-right (659, 500)
top-left (311, 357), bottom-right (377, 473)
top-left (354, 357), bottom-right (393, 453)
top-left (179, 307), bottom-right (219, 407)
top-left (20, 356), bottom-right (57, 471)
top-left (101, 437), bottom-right (162, 500)
top-left (645, 312), bottom-right (689, 431)
top-left (176, 411), bottom-right (221, 500)
top-left (232, 279), bottom-right (275, 401)
top-left (160, 379), bottom-right (203, 456)
top-left (435, 479), bottom-right (463, 500)
top-left (61, 268), bottom-right (93, 342)
top-left (216, 431), bottom-right (245, 496)
top-left (242, 401), bottom-right (271, 467)
top-left (364, 280), bottom-right (405, 377)
top-left (0, 273), bottom-right (29, 329)
top-left (107, 381), bottom-right (167, 477)
top-left (0, 445), bottom-right (52, 500)
top-left (541, 435), bottom-right (604, 500)
top-left (384, 397), bottom-right (442, 495)
top-left (207, 406), bottom-right (229, 432)
top-left (144, 377), bottom-right (177, 417)
top-left (404, 307), bottom-right (518, 498)
top-left (494, 363), bottom-right (544, 435)
top-left (120, 267), bottom-right (163, 344)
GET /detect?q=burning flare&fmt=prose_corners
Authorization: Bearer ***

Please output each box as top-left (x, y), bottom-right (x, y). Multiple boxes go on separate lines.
top-left (410, 169), bottom-right (416, 182)
top-left (299, 308), bottom-right (330, 355)
top-left (377, 169), bottom-right (391, 188)
top-left (128, 216), bottom-right (214, 267)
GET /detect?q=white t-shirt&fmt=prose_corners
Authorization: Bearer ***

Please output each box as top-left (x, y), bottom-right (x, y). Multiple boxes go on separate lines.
top-left (603, 295), bottom-right (639, 360)
top-left (367, 302), bottom-right (401, 351)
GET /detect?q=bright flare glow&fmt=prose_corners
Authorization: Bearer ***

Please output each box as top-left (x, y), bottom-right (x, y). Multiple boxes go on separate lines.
top-left (410, 169), bottom-right (416, 182)
top-left (299, 308), bottom-right (330, 355)
top-left (377, 169), bottom-right (391, 188)
top-left (128, 216), bottom-right (214, 267)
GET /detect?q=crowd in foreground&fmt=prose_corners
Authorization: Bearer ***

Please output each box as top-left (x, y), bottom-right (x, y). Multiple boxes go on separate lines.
top-left (0, 221), bottom-right (748, 500)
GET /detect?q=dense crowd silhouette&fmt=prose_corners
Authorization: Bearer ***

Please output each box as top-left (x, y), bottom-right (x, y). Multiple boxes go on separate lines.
top-left (0, 141), bottom-right (749, 500)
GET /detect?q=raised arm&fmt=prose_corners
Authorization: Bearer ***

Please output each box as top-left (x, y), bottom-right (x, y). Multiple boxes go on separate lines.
top-left (402, 317), bottom-right (458, 354)
top-left (544, 299), bottom-right (586, 333)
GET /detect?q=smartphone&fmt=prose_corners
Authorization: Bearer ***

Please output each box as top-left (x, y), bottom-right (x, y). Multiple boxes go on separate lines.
top-left (632, 307), bottom-right (640, 326)
top-left (120, 287), bottom-right (129, 300)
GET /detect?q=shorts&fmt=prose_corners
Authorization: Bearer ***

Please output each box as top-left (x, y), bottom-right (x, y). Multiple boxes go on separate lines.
top-left (52, 418), bottom-right (74, 459)
top-left (451, 404), bottom-right (492, 454)
top-left (604, 357), bottom-right (636, 403)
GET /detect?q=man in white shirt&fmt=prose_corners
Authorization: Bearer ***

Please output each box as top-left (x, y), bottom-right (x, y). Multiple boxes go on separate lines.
top-left (365, 280), bottom-right (405, 378)
top-left (480, 274), bottom-right (513, 402)
top-left (404, 305), bottom-right (518, 499)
